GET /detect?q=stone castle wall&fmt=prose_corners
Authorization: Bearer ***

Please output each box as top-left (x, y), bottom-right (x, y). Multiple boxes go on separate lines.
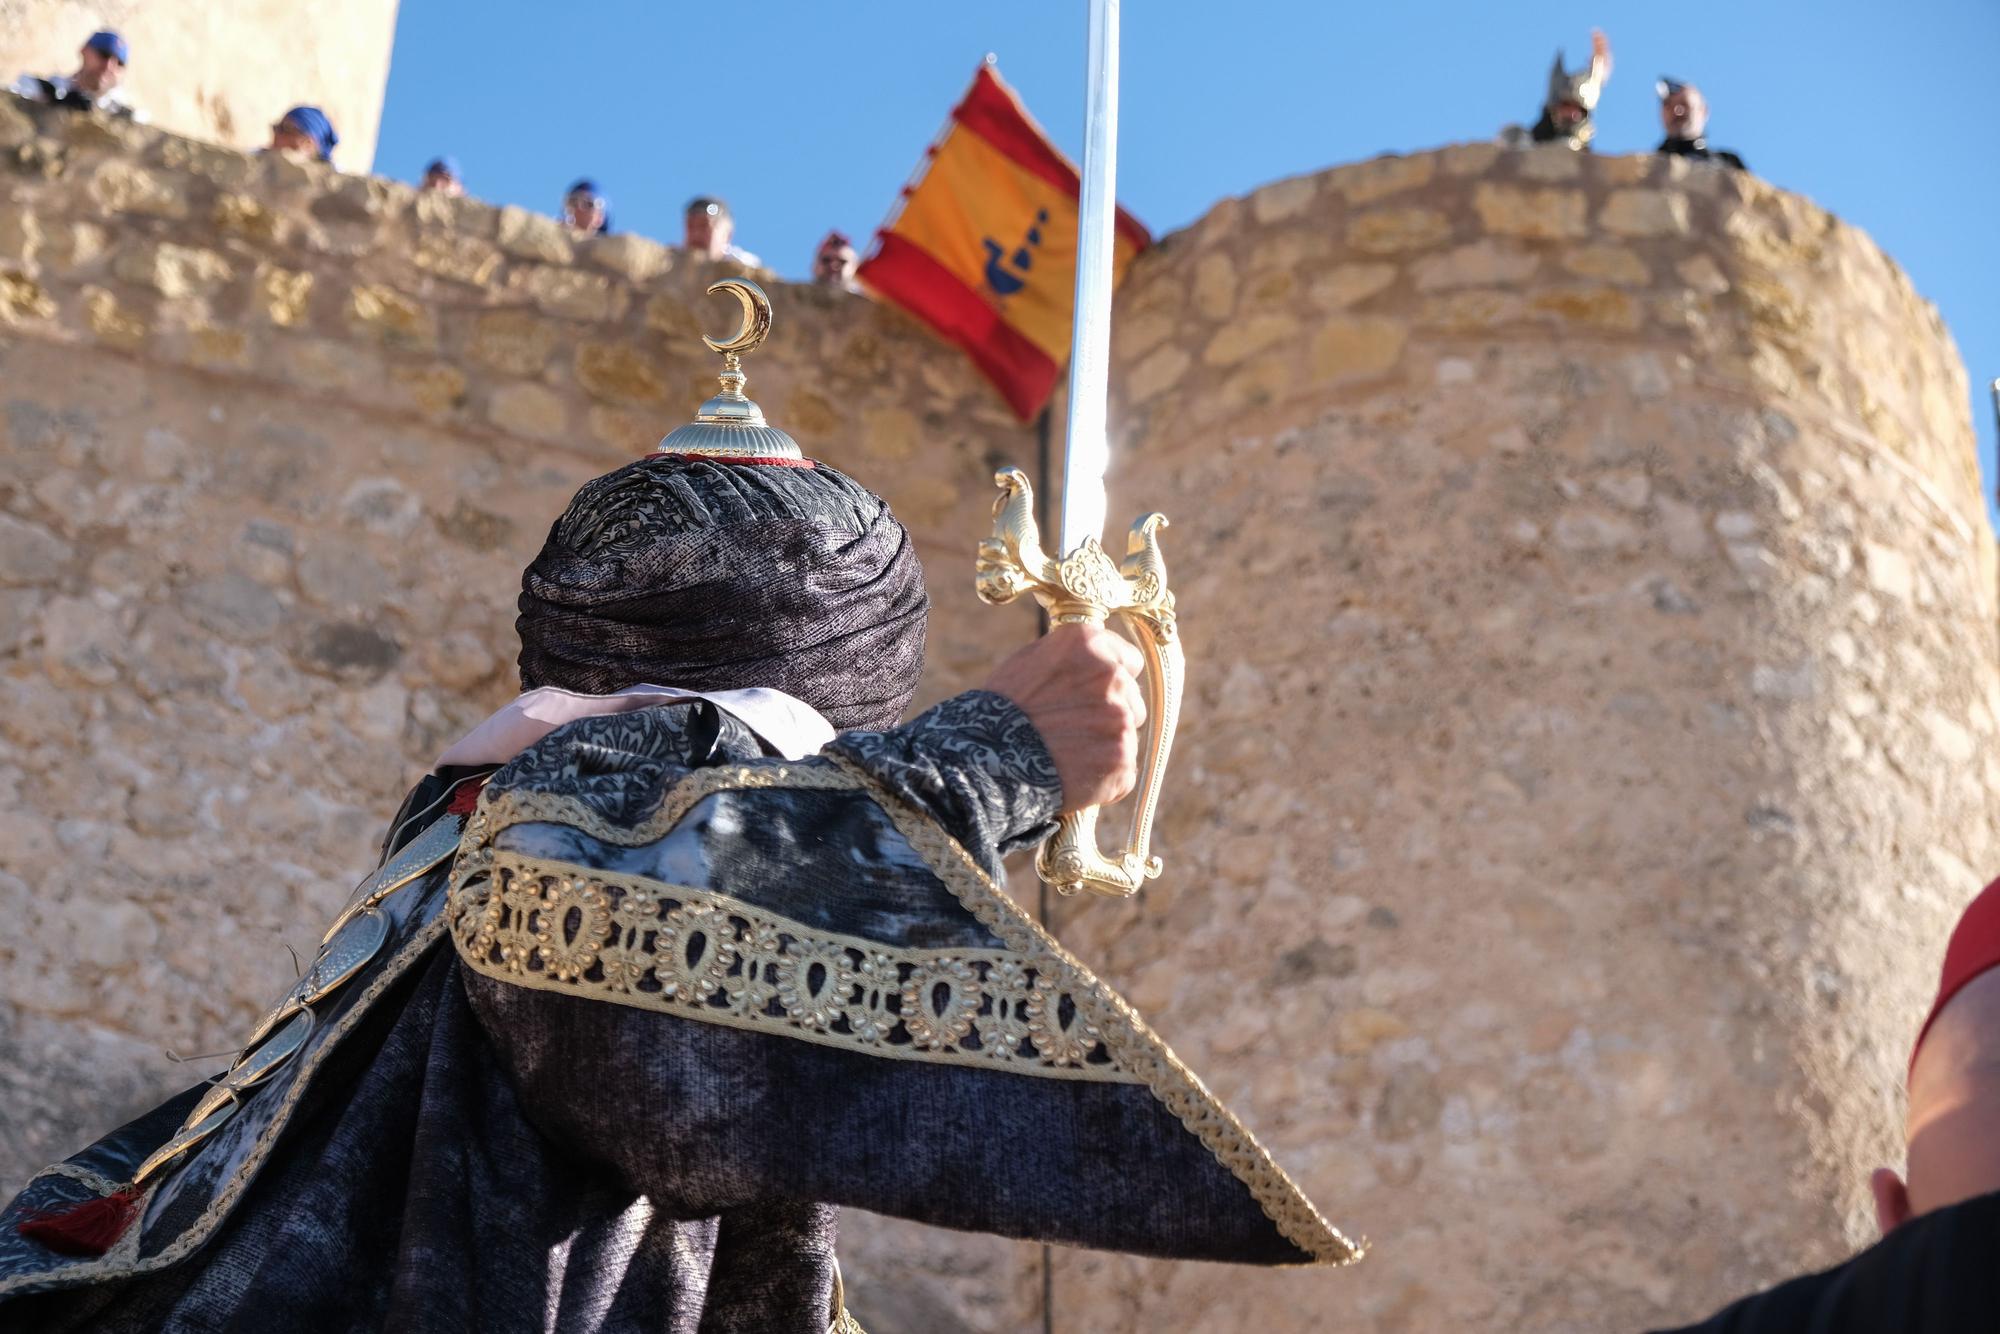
top-left (1, 0), bottom-right (401, 171)
top-left (0, 94), bottom-right (1037, 1198)
top-left (1051, 145), bottom-right (1996, 1330)
top-left (3, 95), bottom-right (1996, 1334)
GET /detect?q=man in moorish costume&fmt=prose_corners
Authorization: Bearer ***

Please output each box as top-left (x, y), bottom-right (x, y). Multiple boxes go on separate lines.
top-left (1499, 28), bottom-right (1613, 152)
top-left (0, 293), bottom-right (1360, 1330)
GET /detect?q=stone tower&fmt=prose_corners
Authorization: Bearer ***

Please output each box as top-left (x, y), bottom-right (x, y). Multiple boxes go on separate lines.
top-left (1056, 144), bottom-right (1999, 1330)
top-left (1, 101), bottom-right (1995, 1331)
top-left (0, 0), bottom-right (401, 169)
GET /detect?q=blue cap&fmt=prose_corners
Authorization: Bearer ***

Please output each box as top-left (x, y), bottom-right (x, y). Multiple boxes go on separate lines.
top-left (566, 178), bottom-right (603, 201)
top-left (425, 156), bottom-right (461, 179)
top-left (279, 105), bottom-right (339, 162)
top-left (85, 31), bottom-right (128, 64)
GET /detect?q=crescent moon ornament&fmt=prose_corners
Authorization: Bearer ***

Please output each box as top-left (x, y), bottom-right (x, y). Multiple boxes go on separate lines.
top-left (654, 277), bottom-right (803, 460)
top-left (702, 278), bottom-right (772, 356)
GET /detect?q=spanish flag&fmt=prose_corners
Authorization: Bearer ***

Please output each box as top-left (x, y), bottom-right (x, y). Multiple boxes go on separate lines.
top-left (858, 62), bottom-right (1152, 421)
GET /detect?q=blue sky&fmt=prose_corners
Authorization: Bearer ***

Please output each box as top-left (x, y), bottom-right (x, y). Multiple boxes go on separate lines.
top-left (378, 1), bottom-right (2000, 516)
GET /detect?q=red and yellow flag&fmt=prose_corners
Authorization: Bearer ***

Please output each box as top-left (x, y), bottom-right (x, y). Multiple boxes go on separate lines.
top-left (858, 63), bottom-right (1151, 421)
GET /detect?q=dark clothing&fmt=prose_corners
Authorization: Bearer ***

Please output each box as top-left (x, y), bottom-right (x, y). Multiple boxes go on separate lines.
top-left (1658, 136), bottom-right (1747, 171)
top-left (1, 692), bottom-right (1356, 1330)
top-left (515, 457), bottom-right (928, 732)
top-left (1653, 1189), bottom-right (2000, 1333)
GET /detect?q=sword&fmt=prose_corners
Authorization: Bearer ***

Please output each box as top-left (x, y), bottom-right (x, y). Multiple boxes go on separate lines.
top-left (976, 0), bottom-right (1185, 898)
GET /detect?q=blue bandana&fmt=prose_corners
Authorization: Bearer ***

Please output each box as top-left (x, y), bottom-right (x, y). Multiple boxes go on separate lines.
top-left (85, 31), bottom-right (128, 64)
top-left (280, 105), bottom-right (339, 162)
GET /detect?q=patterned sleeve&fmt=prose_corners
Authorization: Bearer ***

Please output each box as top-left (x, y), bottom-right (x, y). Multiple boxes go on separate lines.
top-left (827, 690), bottom-right (1062, 863)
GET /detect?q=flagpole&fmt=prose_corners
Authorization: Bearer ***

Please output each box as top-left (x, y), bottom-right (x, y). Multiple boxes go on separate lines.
top-left (1058, 0), bottom-right (1120, 555)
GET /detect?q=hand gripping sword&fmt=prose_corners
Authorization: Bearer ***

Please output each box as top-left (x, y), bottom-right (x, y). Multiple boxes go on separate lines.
top-left (975, 0), bottom-right (1184, 899)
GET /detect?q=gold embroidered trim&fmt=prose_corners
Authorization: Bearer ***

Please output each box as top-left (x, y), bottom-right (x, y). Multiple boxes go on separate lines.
top-left (0, 907), bottom-right (454, 1298)
top-left (451, 850), bottom-right (1140, 1084)
top-left (457, 760), bottom-right (1365, 1267)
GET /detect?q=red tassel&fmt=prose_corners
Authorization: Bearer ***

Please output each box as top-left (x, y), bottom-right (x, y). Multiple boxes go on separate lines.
top-left (445, 778), bottom-right (488, 816)
top-left (18, 1186), bottom-right (142, 1256)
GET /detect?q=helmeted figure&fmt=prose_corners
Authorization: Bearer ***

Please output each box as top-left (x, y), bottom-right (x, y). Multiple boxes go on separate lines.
top-left (1500, 28), bottom-right (1613, 151)
top-left (0, 283), bottom-right (1360, 1332)
top-left (1655, 77), bottom-right (1747, 171)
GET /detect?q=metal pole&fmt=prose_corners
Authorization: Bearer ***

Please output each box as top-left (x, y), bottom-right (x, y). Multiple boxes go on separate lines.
top-left (1058, 0), bottom-right (1119, 556)
top-left (1990, 378), bottom-right (1999, 513)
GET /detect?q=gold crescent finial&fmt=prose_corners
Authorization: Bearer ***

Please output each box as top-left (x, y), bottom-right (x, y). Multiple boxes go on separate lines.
top-left (702, 278), bottom-right (772, 355)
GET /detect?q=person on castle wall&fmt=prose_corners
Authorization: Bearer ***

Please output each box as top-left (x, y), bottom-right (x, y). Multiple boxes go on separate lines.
top-left (685, 196), bottom-right (762, 268)
top-left (0, 320), bottom-right (1361, 1327)
top-left (1499, 28), bottom-right (1612, 151)
top-left (1655, 79), bottom-right (1747, 171)
top-left (9, 30), bottom-right (138, 120)
top-left (1652, 879), bottom-right (2000, 1331)
top-left (421, 156), bottom-right (465, 195)
top-left (812, 230), bottom-right (863, 294)
top-left (267, 106), bottom-right (338, 164)
top-left (562, 178), bottom-right (612, 235)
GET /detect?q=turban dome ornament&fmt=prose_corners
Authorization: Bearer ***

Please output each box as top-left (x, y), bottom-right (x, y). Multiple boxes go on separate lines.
top-left (656, 279), bottom-right (803, 461)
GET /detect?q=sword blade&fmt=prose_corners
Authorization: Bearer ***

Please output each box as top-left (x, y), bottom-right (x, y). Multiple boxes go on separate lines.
top-left (1058, 0), bottom-right (1120, 556)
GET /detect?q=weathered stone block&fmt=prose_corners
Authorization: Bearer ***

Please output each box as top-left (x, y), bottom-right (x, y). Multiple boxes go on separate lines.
top-left (389, 363), bottom-right (469, 417)
top-left (507, 265), bottom-right (622, 322)
top-left (470, 308), bottom-right (562, 376)
top-left (1439, 142), bottom-right (1500, 176)
top-left (279, 337), bottom-right (382, 394)
top-left (1529, 286), bottom-right (1643, 331)
top-left (859, 407), bottom-right (921, 460)
top-left (1602, 189), bottom-right (1692, 237)
top-left (498, 206), bottom-right (575, 263)
top-left (1348, 207), bottom-right (1452, 254)
top-left (1250, 174), bottom-right (1318, 224)
top-left (411, 231), bottom-right (502, 286)
top-left (588, 403), bottom-right (658, 453)
top-left (1127, 346), bottom-right (1189, 405)
top-left (1418, 288), bottom-right (1525, 330)
top-left (1192, 252), bottom-right (1236, 321)
top-left (184, 326), bottom-right (251, 370)
top-left (1517, 145), bottom-right (1582, 181)
top-left (1307, 316), bottom-right (1408, 381)
top-left (0, 270), bottom-right (54, 322)
top-left (314, 173), bottom-right (408, 225)
top-left (487, 381), bottom-right (569, 441)
top-left (0, 205), bottom-right (41, 264)
top-left (1203, 314), bottom-right (1299, 367)
top-left (86, 158), bottom-right (187, 218)
top-left (253, 265), bottom-right (314, 327)
top-left (1339, 153), bottom-right (1435, 205)
top-left (82, 287), bottom-right (147, 348)
top-left (213, 193), bottom-right (280, 242)
top-left (643, 293), bottom-right (702, 340)
top-left (575, 342), bottom-right (668, 404)
top-left (1115, 310), bottom-right (1177, 362)
top-left (1472, 183), bottom-right (1587, 239)
top-left (41, 222), bottom-right (108, 271)
top-left (183, 572), bottom-right (283, 641)
top-left (152, 136), bottom-right (260, 189)
top-left (113, 241), bottom-right (233, 298)
top-left (0, 514), bottom-right (71, 584)
top-left (347, 284), bottom-right (436, 348)
top-left (585, 233), bottom-right (670, 284)
top-left (1562, 245), bottom-right (1651, 287)
top-left (1309, 262), bottom-right (1398, 310)
top-left (1414, 240), bottom-right (1539, 291)
top-left (0, 97), bottom-right (34, 148)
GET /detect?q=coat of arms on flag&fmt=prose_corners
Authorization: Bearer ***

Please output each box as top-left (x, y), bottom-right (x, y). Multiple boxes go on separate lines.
top-left (858, 60), bottom-right (1152, 421)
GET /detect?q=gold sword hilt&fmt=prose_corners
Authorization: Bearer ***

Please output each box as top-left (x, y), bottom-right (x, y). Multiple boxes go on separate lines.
top-left (975, 467), bottom-right (1184, 898)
